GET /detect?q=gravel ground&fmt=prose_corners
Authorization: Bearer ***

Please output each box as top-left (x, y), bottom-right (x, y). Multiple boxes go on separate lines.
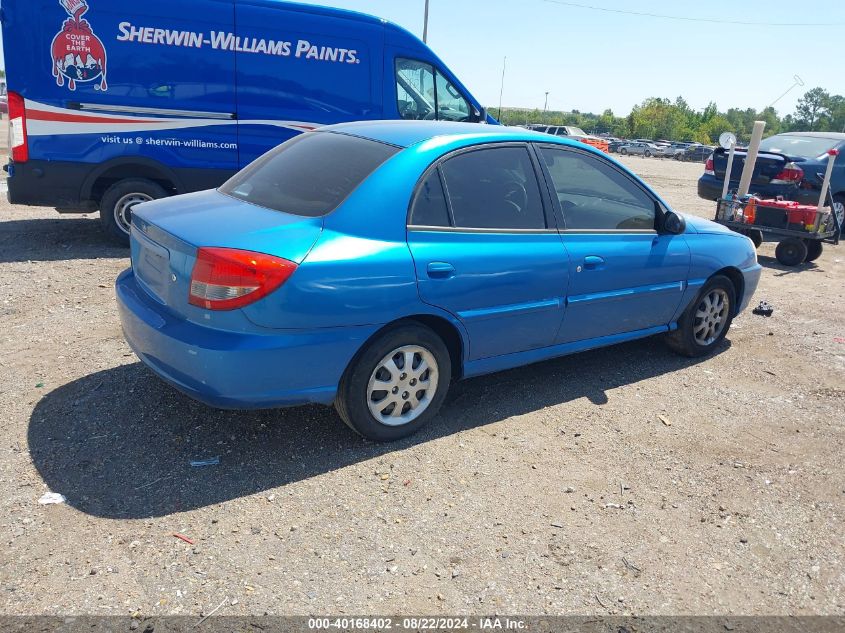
top-left (0, 151), bottom-right (843, 617)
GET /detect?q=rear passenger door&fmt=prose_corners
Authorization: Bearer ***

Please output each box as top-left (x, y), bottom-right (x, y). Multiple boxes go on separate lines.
top-left (406, 144), bottom-right (570, 360)
top-left (536, 145), bottom-right (690, 342)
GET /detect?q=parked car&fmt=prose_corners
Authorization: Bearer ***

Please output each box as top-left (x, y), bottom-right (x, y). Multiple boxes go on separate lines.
top-left (2, 0), bottom-right (490, 243)
top-left (618, 142), bottom-right (661, 157)
top-left (698, 133), bottom-right (844, 224)
top-left (659, 142), bottom-right (693, 159)
top-left (117, 121), bottom-right (761, 441)
top-left (608, 139), bottom-right (630, 153)
top-left (527, 125), bottom-right (609, 152)
top-left (684, 144), bottom-right (715, 163)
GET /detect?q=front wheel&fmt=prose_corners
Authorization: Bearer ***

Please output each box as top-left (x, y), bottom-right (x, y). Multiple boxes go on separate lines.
top-left (665, 275), bottom-right (735, 358)
top-left (335, 323), bottom-right (451, 441)
top-left (99, 179), bottom-right (169, 245)
top-left (620, 148), bottom-right (628, 155)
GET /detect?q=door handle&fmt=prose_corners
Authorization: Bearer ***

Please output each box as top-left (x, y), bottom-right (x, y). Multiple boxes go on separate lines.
top-left (427, 261), bottom-right (455, 278)
top-left (583, 255), bottom-right (605, 269)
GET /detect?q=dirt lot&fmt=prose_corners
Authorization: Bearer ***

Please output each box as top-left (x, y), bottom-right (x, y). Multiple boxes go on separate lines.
top-left (0, 152), bottom-right (843, 617)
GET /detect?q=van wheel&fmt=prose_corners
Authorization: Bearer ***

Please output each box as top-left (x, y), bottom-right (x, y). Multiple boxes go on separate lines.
top-left (99, 179), bottom-right (169, 245)
top-left (665, 275), bottom-right (735, 358)
top-left (335, 323), bottom-right (451, 442)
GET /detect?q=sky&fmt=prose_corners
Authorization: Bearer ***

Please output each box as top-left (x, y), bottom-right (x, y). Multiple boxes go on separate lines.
top-left (2, 0), bottom-right (842, 117)
top-left (291, 0), bottom-right (845, 117)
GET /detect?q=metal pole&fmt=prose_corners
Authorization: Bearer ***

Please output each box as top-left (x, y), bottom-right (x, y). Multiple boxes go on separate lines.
top-left (497, 56), bottom-right (506, 122)
top-left (543, 91), bottom-right (549, 121)
top-left (423, 0), bottom-right (430, 43)
top-left (817, 150), bottom-right (838, 215)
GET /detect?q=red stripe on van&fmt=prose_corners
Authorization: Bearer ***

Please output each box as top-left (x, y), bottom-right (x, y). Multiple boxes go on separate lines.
top-left (26, 109), bottom-right (158, 124)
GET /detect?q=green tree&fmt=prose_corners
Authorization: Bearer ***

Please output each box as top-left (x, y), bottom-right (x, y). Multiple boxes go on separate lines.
top-left (795, 87), bottom-right (830, 131)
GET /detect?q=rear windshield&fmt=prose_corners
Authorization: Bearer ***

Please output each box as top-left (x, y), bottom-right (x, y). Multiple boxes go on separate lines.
top-left (219, 132), bottom-right (400, 216)
top-left (759, 135), bottom-right (841, 159)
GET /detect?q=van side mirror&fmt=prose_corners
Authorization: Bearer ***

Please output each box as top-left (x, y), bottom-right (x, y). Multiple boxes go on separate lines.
top-left (663, 210), bottom-right (687, 234)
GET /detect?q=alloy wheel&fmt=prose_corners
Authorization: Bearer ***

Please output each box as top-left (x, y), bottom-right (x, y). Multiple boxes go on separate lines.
top-left (366, 345), bottom-right (439, 426)
top-left (693, 288), bottom-right (730, 346)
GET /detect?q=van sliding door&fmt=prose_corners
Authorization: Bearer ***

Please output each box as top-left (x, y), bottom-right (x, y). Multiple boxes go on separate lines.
top-left (234, 4), bottom-right (383, 167)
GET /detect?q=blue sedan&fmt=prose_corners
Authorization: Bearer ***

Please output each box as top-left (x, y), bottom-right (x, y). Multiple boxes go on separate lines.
top-left (117, 121), bottom-right (761, 441)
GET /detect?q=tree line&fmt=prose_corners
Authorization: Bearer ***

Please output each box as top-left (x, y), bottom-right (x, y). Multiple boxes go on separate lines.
top-left (495, 87), bottom-right (845, 144)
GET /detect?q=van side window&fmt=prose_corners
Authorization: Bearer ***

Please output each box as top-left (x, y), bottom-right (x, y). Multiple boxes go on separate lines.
top-left (395, 58), bottom-right (473, 122)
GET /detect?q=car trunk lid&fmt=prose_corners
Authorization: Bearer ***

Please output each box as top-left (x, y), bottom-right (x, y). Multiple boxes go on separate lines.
top-left (130, 189), bottom-right (322, 317)
top-left (712, 147), bottom-right (794, 186)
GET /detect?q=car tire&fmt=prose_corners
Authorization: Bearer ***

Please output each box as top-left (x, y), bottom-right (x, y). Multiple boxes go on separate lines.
top-left (665, 275), bottom-right (736, 358)
top-left (620, 148), bottom-right (628, 155)
top-left (775, 238), bottom-right (808, 266)
top-left (644, 150), bottom-right (652, 158)
top-left (100, 179), bottom-right (169, 245)
top-left (804, 240), bottom-right (823, 262)
top-left (833, 194), bottom-right (845, 228)
top-left (335, 322), bottom-right (452, 442)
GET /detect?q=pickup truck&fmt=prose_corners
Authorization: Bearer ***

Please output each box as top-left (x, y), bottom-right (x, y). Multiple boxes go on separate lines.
top-left (526, 125), bottom-right (609, 153)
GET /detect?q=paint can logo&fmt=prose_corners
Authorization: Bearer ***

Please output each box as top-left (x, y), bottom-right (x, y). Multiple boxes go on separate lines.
top-left (51, 0), bottom-right (108, 91)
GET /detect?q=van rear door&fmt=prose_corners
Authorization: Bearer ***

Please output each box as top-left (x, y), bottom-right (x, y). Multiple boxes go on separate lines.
top-left (233, 3), bottom-right (383, 167)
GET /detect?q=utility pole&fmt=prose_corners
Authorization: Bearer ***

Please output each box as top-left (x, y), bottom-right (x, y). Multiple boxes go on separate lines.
top-left (544, 91), bottom-right (549, 121)
top-left (423, 0), bottom-right (430, 43)
top-left (497, 56), bottom-right (507, 122)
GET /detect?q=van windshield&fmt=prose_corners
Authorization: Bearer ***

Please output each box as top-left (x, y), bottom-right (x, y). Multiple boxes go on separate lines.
top-left (219, 132), bottom-right (400, 217)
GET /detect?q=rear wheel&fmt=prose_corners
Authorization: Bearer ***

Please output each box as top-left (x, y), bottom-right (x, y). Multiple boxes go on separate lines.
top-left (665, 275), bottom-right (735, 358)
top-left (833, 194), bottom-right (844, 228)
top-left (644, 150), bottom-right (652, 158)
top-left (804, 240), bottom-right (823, 262)
top-left (620, 148), bottom-right (628, 155)
top-left (775, 238), bottom-right (808, 266)
top-left (742, 229), bottom-right (763, 248)
top-left (335, 323), bottom-right (451, 441)
top-left (99, 179), bottom-right (169, 245)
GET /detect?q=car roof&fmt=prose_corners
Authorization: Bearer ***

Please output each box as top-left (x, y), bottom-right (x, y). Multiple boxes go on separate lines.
top-left (318, 120), bottom-right (563, 148)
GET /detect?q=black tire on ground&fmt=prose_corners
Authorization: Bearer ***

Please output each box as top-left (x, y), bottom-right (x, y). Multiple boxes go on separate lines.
top-left (775, 238), bottom-right (808, 266)
top-left (804, 240), bottom-right (823, 262)
top-left (620, 148), bottom-right (628, 155)
top-left (99, 179), bottom-right (169, 245)
top-left (644, 150), bottom-right (652, 157)
top-left (335, 322), bottom-right (452, 442)
top-left (833, 194), bottom-right (845, 229)
top-left (665, 274), bottom-right (736, 358)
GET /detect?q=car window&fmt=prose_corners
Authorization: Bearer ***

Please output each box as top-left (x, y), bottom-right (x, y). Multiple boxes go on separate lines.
top-left (395, 58), bottom-right (473, 122)
top-left (410, 169), bottom-right (450, 227)
top-left (759, 135), bottom-right (840, 159)
top-left (440, 147), bottom-right (546, 230)
top-left (539, 147), bottom-right (656, 231)
top-left (219, 132), bottom-right (399, 217)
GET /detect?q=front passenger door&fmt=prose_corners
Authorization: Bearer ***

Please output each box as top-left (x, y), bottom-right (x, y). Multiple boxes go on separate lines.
top-left (537, 145), bottom-right (690, 343)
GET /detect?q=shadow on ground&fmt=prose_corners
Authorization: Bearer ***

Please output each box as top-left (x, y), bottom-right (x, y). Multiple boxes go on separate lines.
top-left (0, 216), bottom-right (125, 263)
top-left (29, 337), bottom-right (727, 518)
top-left (757, 254), bottom-right (823, 276)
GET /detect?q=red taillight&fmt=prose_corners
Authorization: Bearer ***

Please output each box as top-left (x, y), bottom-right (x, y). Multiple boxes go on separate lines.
top-left (771, 162), bottom-right (804, 185)
top-left (188, 247), bottom-right (297, 311)
top-left (704, 156), bottom-right (714, 175)
top-left (7, 91), bottom-right (28, 163)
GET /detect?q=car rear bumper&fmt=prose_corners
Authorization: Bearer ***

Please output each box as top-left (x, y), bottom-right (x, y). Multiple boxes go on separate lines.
top-left (697, 175), bottom-right (823, 206)
top-left (116, 268), bottom-right (379, 409)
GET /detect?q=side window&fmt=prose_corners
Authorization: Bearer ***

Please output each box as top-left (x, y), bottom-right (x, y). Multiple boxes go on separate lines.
top-left (440, 147), bottom-right (546, 230)
top-left (434, 70), bottom-right (470, 121)
top-left (396, 58), bottom-right (436, 120)
top-left (539, 147), bottom-right (656, 231)
top-left (395, 58), bottom-right (474, 122)
top-left (410, 169), bottom-right (451, 227)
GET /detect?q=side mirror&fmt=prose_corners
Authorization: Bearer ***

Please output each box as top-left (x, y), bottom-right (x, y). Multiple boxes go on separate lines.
top-left (475, 107), bottom-right (488, 124)
top-left (663, 210), bottom-right (687, 235)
